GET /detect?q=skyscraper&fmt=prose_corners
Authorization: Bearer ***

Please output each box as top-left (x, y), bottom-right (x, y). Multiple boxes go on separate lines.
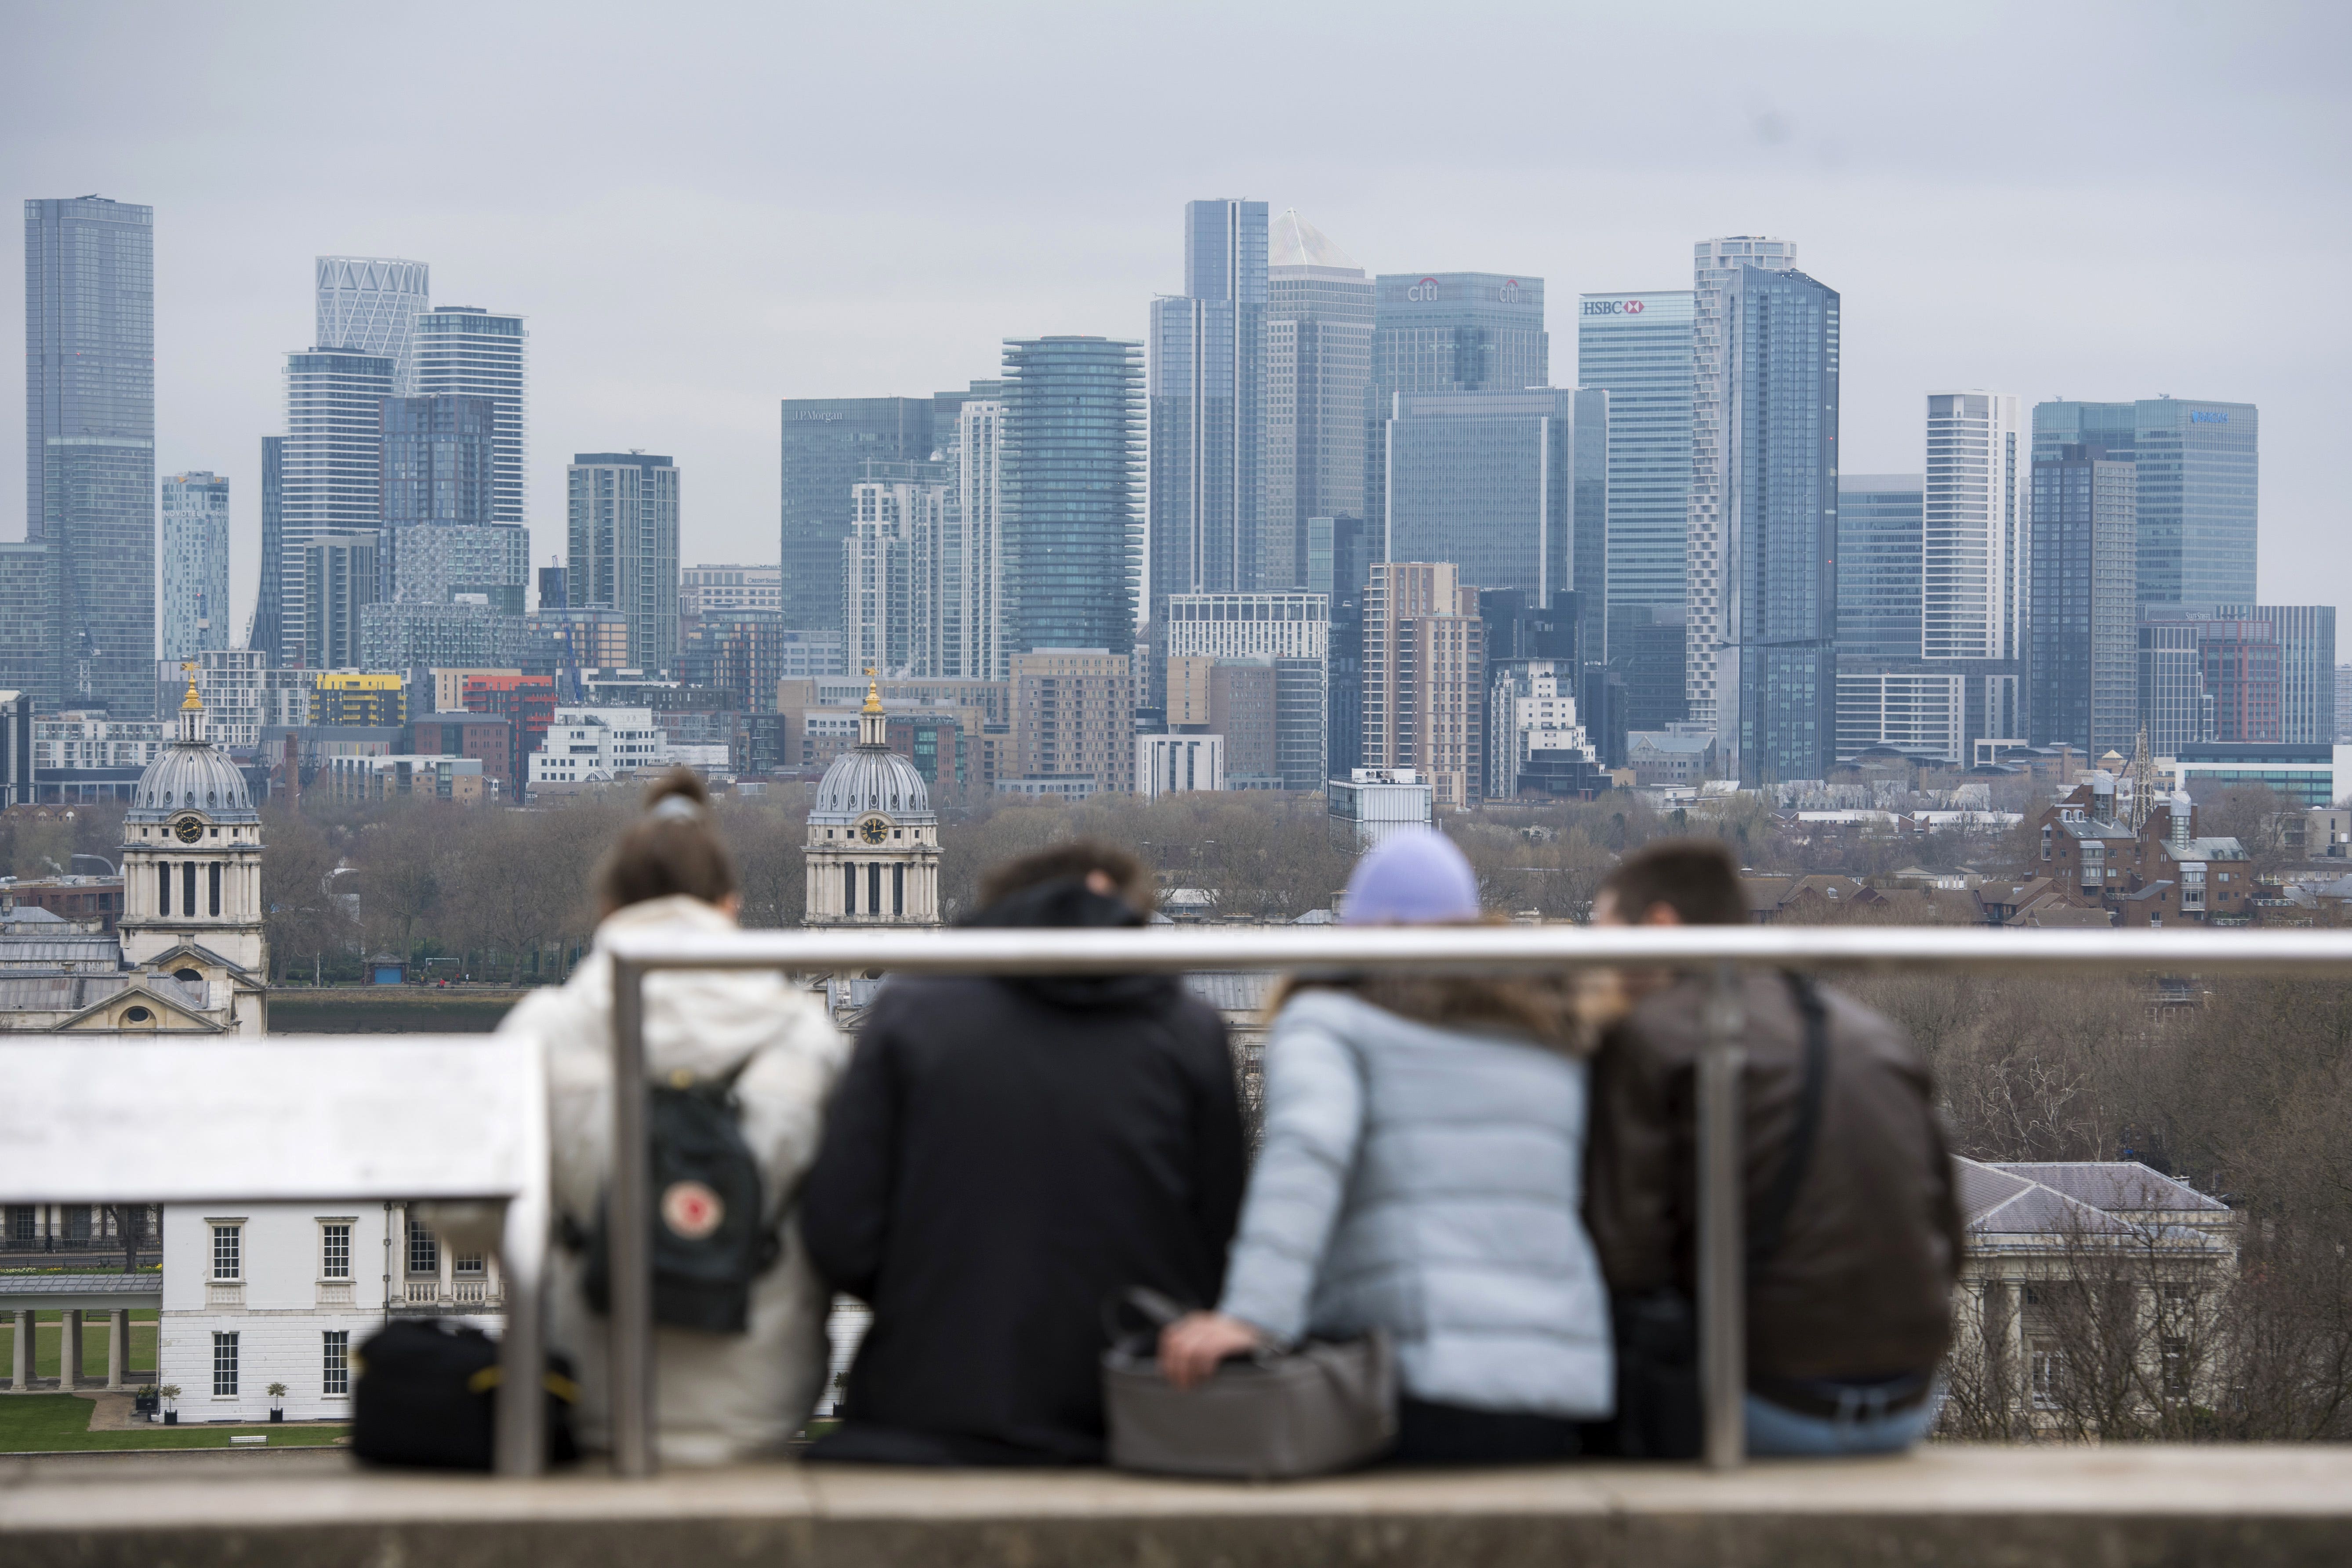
top-left (1836, 475), bottom-right (1924, 664)
top-left (842, 459), bottom-right (949, 678)
top-left (410, 306), bottom-right (528, 527)
top-left (279, 349), bottom-right (395, 665)
top-left (2032, 397), bottom-right (2259, 608)
top-left (778, 398), bottom-right (944, 632)
top-left (1366, 272), bottom-right (1547, 531)
top-left (379, 394), bottom-right (524, 617)
top-left (1265, 211), bottom-right (1372, 590)
top-left (301, 530), bottom-right (381, 670)
top-left (2029, 445), bottom-right (2138, 755)
top-left (567, 453), bottom-right (681, 672)
top-left (1361, 560), bottom-right (1485, 809)
top-left (1685, 236), bottom-right (1796, 731)
top-left (1576, 290), bottom-right (1694, 652)
top-left (941, 387), bottom-right (1007, 681)
top-left (160, 472), bottom-right (231, 661)
top-left (26, 196), bottom-right (156, 714)
top-left (1001, 337), bottom-right (1143, 659)
top-left (1149, 199), bottom-right (1267, 634)
top-left (1922, 391), bottom-right (2025, 744)
top-left (1717, 265), bottom-right (1839, 785)
top-left (314, 257), bottom-right (429, 393)
top-left (1381, 387), bottom-right (1608, 667)
top-left (248, 436), bottom-right (285, 656)
top-left (2211, 605), bottom-right (2335, 745)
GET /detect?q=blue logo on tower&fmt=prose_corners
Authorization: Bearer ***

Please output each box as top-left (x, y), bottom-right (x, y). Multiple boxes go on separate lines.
top-left (2191, 410), bottom-right (2230, 424)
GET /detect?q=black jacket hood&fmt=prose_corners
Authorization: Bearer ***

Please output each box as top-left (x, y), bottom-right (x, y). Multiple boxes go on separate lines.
top-left (961, 877), bottom-right (1172, 1010)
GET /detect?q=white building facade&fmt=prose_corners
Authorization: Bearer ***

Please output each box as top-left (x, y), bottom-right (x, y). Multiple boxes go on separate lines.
top-left (1924, 390), bottom-right (2026, 739)
top-left (1326, 767), bottom-right (1434, 848)
top-left (160, 473), bottom-right (231, 661)
top-left (35, 713), bottom-right (164, 773)
top-left (1489, 660), bottom-right (1592, 801)
top-left (804, 686), bottom-right (940, 926)
top-left (526, 706), bottom-right (699, 786)
top-left (944, 396), bottom-right (1007, 682)
top-left (681, 563), bottom-right (781, 617)
top-left (314, 256), bottom-right (428, 392)
top-left (842, 465), bottom-right (948, 680)
top-left (1138, 733), bottom-right (1227, 799)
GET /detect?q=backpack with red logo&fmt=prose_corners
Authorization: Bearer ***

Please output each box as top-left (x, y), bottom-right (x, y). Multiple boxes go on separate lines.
top-left (582, 1053), bottom-right (780, 1334)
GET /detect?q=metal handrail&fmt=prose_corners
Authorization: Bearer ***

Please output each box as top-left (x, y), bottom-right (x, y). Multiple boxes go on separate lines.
top-left (600, 922), bottom-right (2352, 1477)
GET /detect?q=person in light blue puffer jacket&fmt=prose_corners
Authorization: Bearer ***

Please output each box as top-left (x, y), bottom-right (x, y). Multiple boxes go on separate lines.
top-left (1160, 831), bottom-right (1613, 1463)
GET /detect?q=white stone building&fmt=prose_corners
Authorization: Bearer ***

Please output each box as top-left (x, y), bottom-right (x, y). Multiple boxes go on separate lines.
top-left (804, 682), bottom-right (940, 926)
top-left (1488, 659), bottom-right (1591, 800)
top-left (527, 706), bottom-right (693, 787)
top-left (1138, 733), bottom-right (1226, 800)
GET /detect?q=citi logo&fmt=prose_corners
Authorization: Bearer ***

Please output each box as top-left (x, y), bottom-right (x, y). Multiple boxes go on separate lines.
top-left (1406, 277), bottom-right (1441, 302)
top-left (1499, 279), bottom-right (1521, 304)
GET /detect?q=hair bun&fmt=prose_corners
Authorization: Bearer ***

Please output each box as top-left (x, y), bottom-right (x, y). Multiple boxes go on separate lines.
top-left (642, 766), bottom-right (711, 819)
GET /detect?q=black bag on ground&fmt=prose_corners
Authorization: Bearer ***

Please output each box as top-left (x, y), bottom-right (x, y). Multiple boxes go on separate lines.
top-left (1609, 971), bottom-right (1831, 1460)
top-left (350, 1318), bottom-right (578, 1470)
top-left (583, 1053), bottom-right (777, 1335)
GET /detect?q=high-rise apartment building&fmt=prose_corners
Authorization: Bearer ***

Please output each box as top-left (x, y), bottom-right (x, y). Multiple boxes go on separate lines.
top-left (26, 196), bottom-right (156, 715)
top-left (1922, 391), bottom-right (2025, 745)
top-left (380, 395), bottom-right (526, 614)
top-left (1685, 236), bottom-right (1797, 731)
top-left (1576, 291), bottom-right (1693, 653)
top-left (1836, 475), bottom-right (1923, 664)
top-left (1716, 264), bottom-right (1839, 785)
top-left (280, 349), bottom-right (395, 664)
top-left (841, 460), bottom-right (949, 679)
top-left (1149, 199), bottom-right (1267, 624)
top-left (941, 388), bottom-right (1008, 681)
top-left (778, 397), bottom-right (944, 632)
top-left (1010, 649), bottom-right (1134, 795)
top-left (1314, 514), bottom-right (1374, 778)
top-left (2212, 606), bottom-right (2335, 745)
top-left (411, 307), bottom-right (528, 527)
top-left (567, 453), bottom-right (680, 671)
top-left (249, 437), bottom-right (285, 656)
top-left (1382, 388), bottom-right (1608, 667)
top-left (2032, 398), bottom-right (2259, 609)
top-left (314, 257), bottom-right (429, 393)
top-left (160, 473), bottom-right (231, 661)
top-left (301, 530), bottom-right (381, 670)
top-left (1366, 272), bottom-right (1547, 532)
top-left (1002, 338), bottom-right (1143, 660)
top-left (1361, 561), bottom-right (1485, 809)
top-left (1265, 211), bottom-right (1372, 590)
top-left (1163, 592), bottom-right (1329, 791)
top-left (2029, 446), bottom-right (2138, 755)
top-left (1488, 659), bottom-right (1593, 802)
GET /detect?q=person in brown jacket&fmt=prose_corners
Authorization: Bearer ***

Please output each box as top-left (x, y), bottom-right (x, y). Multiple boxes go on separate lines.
top-left (1585, 838), bottom-right (1963, 1455)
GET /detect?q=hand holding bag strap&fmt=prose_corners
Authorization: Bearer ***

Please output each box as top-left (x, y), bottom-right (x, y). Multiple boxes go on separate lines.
top-left (1749, 971), bottom-right (1832, 1265)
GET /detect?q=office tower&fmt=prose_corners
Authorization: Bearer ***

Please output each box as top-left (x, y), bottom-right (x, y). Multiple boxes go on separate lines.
top-left (567, 453), bottom-right (681, 671)
top-left (1266, 211), bottom-right (1373, 589)
top-left (315, 257), bottom-right (429, 392)
top-left (1382, 387), bottom-right (1608, 668)
top-left (778, 397), bottom-right (942, 632)
top-left (1577, 290), bottom-right (1694, 654)
top-left (842, 459), bottom-right (949, 678)
top-left (301, 530), bottom-right (381, 669)
top-left (2192, 615), bottom-right (2282, 743)
top-left (1001, 338), bottom-right (1143, 660)
top-left (941, 387), bottom-right (1007, 681)
top-left (1314, 514), bottom-right (1373, 778)
top-left (1148, 198), bottom-right (1267, 629)
top-left (1163, 591), bottom-right (1329, 791)
top-left (249, 437), bottom-right (285, 655)
top-left (160, 473), bottom-right (231, 661)
top-left (2029, 447), bottom-right (2138, 755)
top-left (1715, 264), bottom-right (1839, 785)
top-left (281, 348), bottom-right (395, 664)
top-left (1836, 475), bottom-right (1924, 664)
top-left (2336, 664), bottom-right (2352, 742)
top-left (1685, 236), bottom-right (1797, 731)
top-left (2138, 620), bottom-right (2212, 753)
top-left (1010, 649), bottom-right (1134, 794)
top-left (2032, 398), bottom-right (2259, 608)
top-left (0, 543), bottom-right (61, 704)
top-left (1362, 561), bottom-right (1485, 809)
top-left (537, 563), bottom-right (567, 611)
top-left (411, 306), bottom-right (528, 526)
top-left (2212, 606), bottom-right (2335, 744)
top-left (1619, 606), bottom-right (1688, 733)
top-left (1920, 391), bottom-right (2025, 747)
top-left (379, 395), bottom-right (526, 611)
top-left (1367, 272), bottom-right (1548, 532)
top-left (26, 196), bottom-right (156, 715)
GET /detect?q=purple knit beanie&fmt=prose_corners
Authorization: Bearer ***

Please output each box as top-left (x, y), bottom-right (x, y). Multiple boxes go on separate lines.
top-left (1341, 830), bottom-right (1481, 926)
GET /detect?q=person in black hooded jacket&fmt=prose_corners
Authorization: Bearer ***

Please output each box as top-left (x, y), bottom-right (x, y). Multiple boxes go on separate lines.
top-left (799, 840), bottom-right (1245, 1465)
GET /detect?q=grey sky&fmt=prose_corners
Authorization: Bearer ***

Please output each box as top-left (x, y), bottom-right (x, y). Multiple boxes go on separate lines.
top-left (6, 1), bottom-right (2347, 639)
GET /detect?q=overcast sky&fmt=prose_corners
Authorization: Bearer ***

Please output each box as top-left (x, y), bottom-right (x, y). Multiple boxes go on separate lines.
top-left (5, 1), bottom-right (2347, 640)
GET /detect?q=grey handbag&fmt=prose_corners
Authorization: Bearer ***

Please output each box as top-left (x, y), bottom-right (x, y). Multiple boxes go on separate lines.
top-left (1100, 1288), bottom-right (1398, 1479)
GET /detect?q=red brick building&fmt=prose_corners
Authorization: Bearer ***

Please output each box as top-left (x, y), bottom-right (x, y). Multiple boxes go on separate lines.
top-left (461, 675), bottom-right (556, 791)
top-left (2038, 779), bottom-right (2254, 925)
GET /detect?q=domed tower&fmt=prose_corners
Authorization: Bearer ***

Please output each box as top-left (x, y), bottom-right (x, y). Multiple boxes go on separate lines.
top-left (119, 671), bottom-right (268, 1023)
top-left (805, 677), bottom-right (940, 926)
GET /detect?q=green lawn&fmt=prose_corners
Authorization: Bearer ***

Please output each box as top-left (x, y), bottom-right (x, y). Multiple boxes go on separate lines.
top-left (0, 1310), bottom-right (156, 1379)
top-left (0, 1394), bottom-right (347, 1452)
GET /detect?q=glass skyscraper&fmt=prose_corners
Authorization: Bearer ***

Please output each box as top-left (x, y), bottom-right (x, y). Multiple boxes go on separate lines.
top-left (280, 349), bottom-right (395, 666)
top-left (315, 257), bottom-right (429, 393)
top-left (1266, 210), bottom-right (1372, 589)
top-left (1576, 290), bottom-right (1692, 650)
top-left (1686, 236), bottom-right (1796, 730)
top-left (1720, 265), bottom-right (1839, 785)
top-left (1366, 272), bottom-right (1547, 532)
top-left (567, 452), bottom-right (680, 672)
top-left (1149, 199), bottom-right (1267, 626)
top-left (1836, 475), bottom-right (1923, 663)
top-left (25, 196), bottom-right (156, 714)
top-left (160, 472), bottom-right (231, 661)
top-left (2032, 397), bottom-right (2258, 608)
top-left (249, 436), bottom-right (284, 656)
top-left (2029, 446), bottom-right (2138, 755)
top-left (778, 397), bottom-right (945, 632)
top-left (411, 306), bottom-right (528, 528)
top-left (381, 395), bottom-right (526, 613)
top-left (1001, 337), bottom-right (1143, 657)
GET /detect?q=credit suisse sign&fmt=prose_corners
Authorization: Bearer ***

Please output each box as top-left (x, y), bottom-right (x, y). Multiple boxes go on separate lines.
top-left (1582, 298), bottom-right (1648, 316)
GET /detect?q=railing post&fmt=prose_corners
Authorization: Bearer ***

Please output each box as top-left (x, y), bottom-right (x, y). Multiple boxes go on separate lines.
top-left (609, 955), bottom-right (656, 1477)
top-left (1698, 959), bottom-right (1747, 1470)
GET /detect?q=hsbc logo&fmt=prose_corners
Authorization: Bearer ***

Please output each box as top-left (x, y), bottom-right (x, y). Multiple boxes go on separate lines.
top-left (1406, 277), bottom-right (1441, 302)
top-left (1582, 299), bottom-right (1648, 316)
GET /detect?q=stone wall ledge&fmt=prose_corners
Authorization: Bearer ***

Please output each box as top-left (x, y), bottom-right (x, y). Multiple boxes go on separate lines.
top-left (4, 1444), bottom-right (2350, 1568)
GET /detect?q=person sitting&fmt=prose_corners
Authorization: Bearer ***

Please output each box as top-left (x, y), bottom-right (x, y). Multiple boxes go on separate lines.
top-left (1585, 837), bottom-right (1963, 1456)
top-left (1159, 831), bottom-right (1614, 1464)
top-left (501, 769), bottom-right (847, 1464)
top-left (799, 841), bottom-right (1245, 1465)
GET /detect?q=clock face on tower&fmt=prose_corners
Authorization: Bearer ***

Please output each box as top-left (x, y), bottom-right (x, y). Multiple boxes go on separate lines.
top-left (858, 817), bottom-right (889, 846)
top-left (173, 816), bottom-right (204, 844)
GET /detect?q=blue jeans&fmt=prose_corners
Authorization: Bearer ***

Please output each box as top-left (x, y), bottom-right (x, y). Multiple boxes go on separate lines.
top-left (1745, 1386), bottom-right (1941, 1456)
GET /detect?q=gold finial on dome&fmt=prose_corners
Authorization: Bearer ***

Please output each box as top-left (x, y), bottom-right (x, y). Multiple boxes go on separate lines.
top-left (179, 662), bottom-right (202, 711)
top-left (862, 667), bottom-right (883, 715)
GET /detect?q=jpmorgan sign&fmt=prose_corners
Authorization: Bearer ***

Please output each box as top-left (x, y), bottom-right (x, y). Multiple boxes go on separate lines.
top-left (1582, 298), bottom-right (1649, 316)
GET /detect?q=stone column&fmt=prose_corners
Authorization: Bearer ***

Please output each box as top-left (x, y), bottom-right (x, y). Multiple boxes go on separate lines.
top-left (9, 1310), bottom-right (30, 1389)
top-left (61, 1309), bottom-right (81, 1390)
top-left (438, 1238), bottom-right (454, 1306)
top-left (107, 1310), bottom-right (128, 1390)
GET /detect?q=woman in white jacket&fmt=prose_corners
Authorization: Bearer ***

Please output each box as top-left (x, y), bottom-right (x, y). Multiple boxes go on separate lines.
top-left (498, 770), bottom-right (846, 1464)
